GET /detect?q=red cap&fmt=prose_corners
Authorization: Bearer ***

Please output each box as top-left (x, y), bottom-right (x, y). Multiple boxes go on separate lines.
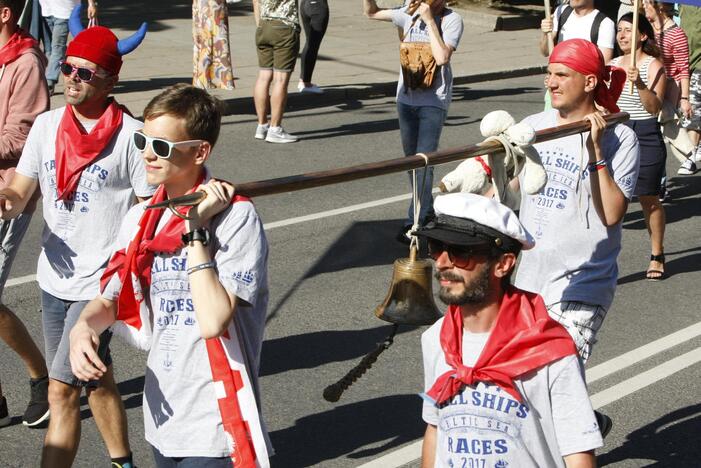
top-left (66, 26), bottom-right (122, 75)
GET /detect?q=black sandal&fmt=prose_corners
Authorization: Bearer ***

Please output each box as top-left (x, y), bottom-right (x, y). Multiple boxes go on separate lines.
top-left (646, 253), bottom-right (667, 281)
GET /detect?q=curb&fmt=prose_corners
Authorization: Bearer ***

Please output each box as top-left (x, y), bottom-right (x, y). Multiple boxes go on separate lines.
top-left (221, 65), bottom-right (547, 116)
top-left (453, 6), bottom-right (542, 31)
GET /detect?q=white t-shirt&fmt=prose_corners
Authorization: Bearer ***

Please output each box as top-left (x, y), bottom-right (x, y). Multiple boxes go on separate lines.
top-left (16, 106), bottom-right (154, 301)
top-left (421, 317), bottom-right (603, 468)
top-left (553, 5), bottom-right (615, 51)
top-left (514, 110), bottom-right (640, 310)
top-left (39, 0), bottom-right (80, 19)
top-left (103, 193), bottom-right (271, 458)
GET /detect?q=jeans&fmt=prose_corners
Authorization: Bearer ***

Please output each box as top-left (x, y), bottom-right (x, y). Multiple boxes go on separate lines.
top-left (151, 445), bottom-right (232, 467)
top-left (44, 16), bottom-right (69, 85)
top-left (397, 102), bottom-right (447, 225)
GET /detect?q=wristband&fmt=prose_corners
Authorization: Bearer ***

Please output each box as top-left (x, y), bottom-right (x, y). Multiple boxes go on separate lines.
top-left (588, 160), bottom-right (607, 172)
top-left (680, 97), bottom-right (689, 100)
top-left (187, 261), bottom-right (216, 275)
top-left (182, 227), bottom-right (210, 246)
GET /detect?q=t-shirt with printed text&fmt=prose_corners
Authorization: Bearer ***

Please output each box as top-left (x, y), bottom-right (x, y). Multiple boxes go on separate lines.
top-left (102, 188), bottom-right (271, 458)
top-left (421, 318), bottom-right (602, 468)
top-left (514, 110), bottom-right (640, 310)
top-left (16, 106), bottom-right (154, 301)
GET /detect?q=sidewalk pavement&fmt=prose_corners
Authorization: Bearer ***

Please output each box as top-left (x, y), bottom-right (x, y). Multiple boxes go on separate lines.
top-left (50, 0), bottom-right (547, 117)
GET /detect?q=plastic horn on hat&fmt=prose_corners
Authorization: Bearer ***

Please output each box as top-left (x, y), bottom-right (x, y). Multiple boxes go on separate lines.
top-left (68, 4), bottom-right (148, 53)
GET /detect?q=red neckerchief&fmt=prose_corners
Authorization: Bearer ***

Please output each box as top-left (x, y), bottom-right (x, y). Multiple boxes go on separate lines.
top-left (100, 179), bottom-right (257, 466)
top-left (54, 99), bottom-right (125, 200)
top-left (426, 287), bottom-right (576, 405)
top-left (475, 156), bottom-right (492, 180)
top-left (0, 29), bottom-right (37, 67)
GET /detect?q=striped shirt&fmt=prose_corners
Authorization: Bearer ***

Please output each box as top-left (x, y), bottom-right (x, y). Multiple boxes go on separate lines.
top-left (612, 56), bottom-right (658, 120)
top-left (655, 25), bottom-right (690, 82)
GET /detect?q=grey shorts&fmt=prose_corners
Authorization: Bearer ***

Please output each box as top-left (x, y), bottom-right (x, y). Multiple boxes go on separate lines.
top-left (0, 212), bottom-right (33, 300)
top-left (546, 301), bottom-right (608, 364)
top-left (684, 69), bottom-right (701, 131)
top-left (41, 289), bottom-right (112, 387)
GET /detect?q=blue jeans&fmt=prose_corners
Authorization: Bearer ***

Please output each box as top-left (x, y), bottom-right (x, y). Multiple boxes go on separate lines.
top-left (397, 102), bottom-right (447, 226)
top-left (151, 446), bottom-right (231, 467)
top-left (44, 16), bottom-right (69, 85)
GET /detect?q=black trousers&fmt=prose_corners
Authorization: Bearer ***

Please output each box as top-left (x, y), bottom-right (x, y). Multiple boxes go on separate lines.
top-left (299, 0), bottom-right (329, 82)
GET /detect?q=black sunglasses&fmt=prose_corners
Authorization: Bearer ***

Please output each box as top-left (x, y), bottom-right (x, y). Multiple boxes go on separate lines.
top-left (132, 131), bottom-right (204, 159)
top-left (427, 239), bottom-right (491, 268)
top-left (59, 62), bottom-right (103, 82)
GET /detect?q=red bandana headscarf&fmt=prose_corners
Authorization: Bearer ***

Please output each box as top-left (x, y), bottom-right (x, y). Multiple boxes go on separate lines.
top-left (54, 99), bottom-right (126, 201)
top-left (0, 29), bottom-right (37, 67)
top-left (549, 38), bottom-right (627, 114)
top-left (425, 288), bottom-right (577, 405)
top-left (100, 180), bottom-right (258, 466)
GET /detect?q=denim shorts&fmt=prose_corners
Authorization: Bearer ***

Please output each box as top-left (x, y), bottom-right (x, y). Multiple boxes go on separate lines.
top-left (0, 213), bottom-right (33, 300)
top-left (151, 445), bottom-right (231, 467)
top-left (41, 290), bottom-right (112, 387)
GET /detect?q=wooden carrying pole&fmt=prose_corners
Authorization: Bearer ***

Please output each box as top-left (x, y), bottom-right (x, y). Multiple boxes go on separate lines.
top-left (629, 0), bottom-right (640, 94)
top-left (544, 0), bottom-right (554, 55)
top-left (150, 113), bottom-right (629, 210)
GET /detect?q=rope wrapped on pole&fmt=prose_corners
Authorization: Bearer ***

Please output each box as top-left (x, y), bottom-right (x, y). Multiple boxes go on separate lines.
top-left (148, 112), bottom-right (629, 210)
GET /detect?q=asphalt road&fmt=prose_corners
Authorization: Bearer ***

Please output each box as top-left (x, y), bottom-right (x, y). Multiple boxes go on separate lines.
top-left (1, 74), bottom-right (700, 467)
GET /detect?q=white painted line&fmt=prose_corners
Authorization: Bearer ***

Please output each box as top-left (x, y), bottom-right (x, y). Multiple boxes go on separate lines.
top-left (358, 339), bottom-right (701, 468)
top-left (5, 273), bottom-right (36, 288)
top-left (586, 321), bottom-right (701, 383)
top-left (590, 347), bottom-right (701, 408)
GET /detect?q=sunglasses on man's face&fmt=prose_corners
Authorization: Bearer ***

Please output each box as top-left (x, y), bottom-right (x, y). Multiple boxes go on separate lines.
top-left (427, 239), bottom-right (491, 269)
top-left (132, 131), bottom-right (205, 159)
top-left (59, 62), bottom-right (104, 83)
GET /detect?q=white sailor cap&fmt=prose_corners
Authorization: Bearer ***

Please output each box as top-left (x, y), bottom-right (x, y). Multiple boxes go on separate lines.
top-left (415, 193), bottom-right (535, 252)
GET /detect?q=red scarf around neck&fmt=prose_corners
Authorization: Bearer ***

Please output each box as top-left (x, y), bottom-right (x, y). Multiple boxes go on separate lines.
top-left (425, 288), bottom-right (576, 405)
top-left (54, 99), bottom-right (124, 200)
top-left (100, 180), bottom-right (257, 466)
top-left (0, 29), bottom-right (36, 67)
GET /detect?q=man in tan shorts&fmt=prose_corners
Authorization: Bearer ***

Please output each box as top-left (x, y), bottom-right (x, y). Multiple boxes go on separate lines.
top-left (253, 0), bottom-right (300, 143)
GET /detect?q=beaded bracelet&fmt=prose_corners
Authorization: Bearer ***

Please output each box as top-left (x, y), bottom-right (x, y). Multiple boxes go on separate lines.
top-left (187, 261), bottom-right (216, 275)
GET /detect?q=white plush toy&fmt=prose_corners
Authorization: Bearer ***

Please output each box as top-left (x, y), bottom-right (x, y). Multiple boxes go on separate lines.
top-left (440, 110), bottom-right (547, 210)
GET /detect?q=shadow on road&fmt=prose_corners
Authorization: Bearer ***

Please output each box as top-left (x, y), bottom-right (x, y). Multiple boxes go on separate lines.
top-left (260, 324), bottom-right (416, 377)
top-left (598, 403), bottom-right (701, 466)
top-left (269, 393), bottom-right (424, 467)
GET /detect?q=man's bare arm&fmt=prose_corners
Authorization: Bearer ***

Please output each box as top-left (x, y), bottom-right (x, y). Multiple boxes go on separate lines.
top-left (363, 0), bottom-right (394, 21)
top-left (564, 450), bottom-right (596, 468)
top-left (421, 424), bottom-right (437, 468)
top-left (0, 173), bottom-right (38, 220)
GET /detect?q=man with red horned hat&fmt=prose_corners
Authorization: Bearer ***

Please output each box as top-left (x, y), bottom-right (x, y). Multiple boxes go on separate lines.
top-left (0, 12), bottom-right (150, 468)
top-left (415, 192), bottom-right (602, 468)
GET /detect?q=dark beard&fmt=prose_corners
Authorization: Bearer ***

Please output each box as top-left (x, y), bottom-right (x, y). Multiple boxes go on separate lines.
top-left (435, 262), bottom-right (492, 305)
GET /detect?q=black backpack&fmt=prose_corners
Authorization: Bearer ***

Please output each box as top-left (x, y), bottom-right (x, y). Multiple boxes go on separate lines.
top-left (555, 5), bottom-right (608, 45)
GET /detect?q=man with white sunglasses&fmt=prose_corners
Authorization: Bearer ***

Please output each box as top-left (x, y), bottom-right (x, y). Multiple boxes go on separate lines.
top-left (0, 22), bottom-right (151, 468)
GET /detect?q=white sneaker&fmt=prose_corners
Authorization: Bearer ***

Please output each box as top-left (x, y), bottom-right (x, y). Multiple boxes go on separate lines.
top-left (266, 126), bottom-right (298, 143)
top-left (678, 158), bottom-right (697, 175)
top-left (298, 82), bottom-right (324, 94)
top-left (255, 123), bottom-right (270, 140)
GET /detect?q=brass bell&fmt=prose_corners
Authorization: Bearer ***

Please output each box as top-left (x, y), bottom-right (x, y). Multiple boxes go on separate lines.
top-left (374, 246), bottom-right (443, 326)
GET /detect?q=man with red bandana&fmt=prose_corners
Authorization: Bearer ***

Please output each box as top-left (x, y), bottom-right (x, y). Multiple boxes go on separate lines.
top-left (513, 39), bottom-right (640, 437)
top-left (0, 0), bottom-right (50, 429)
top-left (416, 192), bottom-right (602, 468)
top-left (0, 20), bottom-right (151, 468)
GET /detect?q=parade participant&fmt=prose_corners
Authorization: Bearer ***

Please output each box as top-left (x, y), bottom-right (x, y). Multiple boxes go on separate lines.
top-left (363, 0), bottom-right (464, 241)
top-left (611, 13), bottom-right (668, 280)
top-left (512, 38), bottom-right (638, 437)
top-left (252, 0), bottom-right (300, 143)
top-left (69, 84), bottom-right (272, 467)
top-left (0, 20), bottom-right (149, 468)
top-left (0, 0), bottom-right (50, 429)
top-left (540, 0), bottom-right (615, 62)
top-left (680, 4), bottom-right (701, 169)
top-left (417, 192), bottom-right (602, 468)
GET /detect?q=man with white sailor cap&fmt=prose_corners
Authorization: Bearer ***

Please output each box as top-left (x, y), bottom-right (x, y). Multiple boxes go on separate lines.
top-left (415, 193), bottom-right (603, 468)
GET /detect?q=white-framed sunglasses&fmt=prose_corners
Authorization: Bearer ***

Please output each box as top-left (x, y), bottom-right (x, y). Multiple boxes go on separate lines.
top-left (132, 130), bottom-right (204, 159)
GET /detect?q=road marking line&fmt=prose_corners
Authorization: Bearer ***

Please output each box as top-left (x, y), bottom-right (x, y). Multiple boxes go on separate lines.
top-left (6, 189), bottom-right (434, 287)
top-left (357, 342), bottom-right (701, 468)
top-left (586, 321), bottom-right (701, 383)
top-left (589, 347), bottom-right (701, 409)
